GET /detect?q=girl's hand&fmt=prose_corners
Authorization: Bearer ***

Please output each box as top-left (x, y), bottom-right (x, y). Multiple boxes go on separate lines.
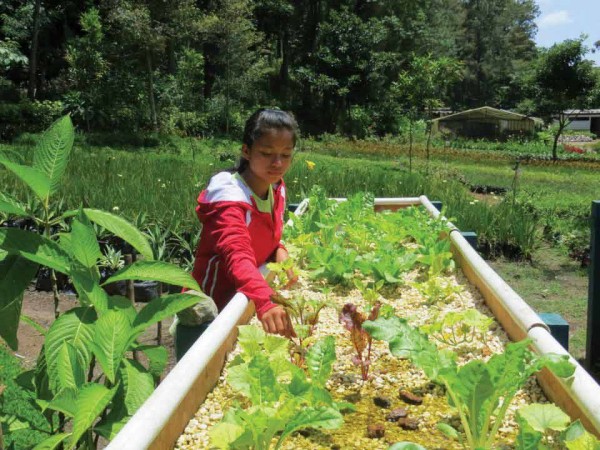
top-left (260, 305), bottom-right (296, 339)
top-left (274, 247), bottom-right (298, 288)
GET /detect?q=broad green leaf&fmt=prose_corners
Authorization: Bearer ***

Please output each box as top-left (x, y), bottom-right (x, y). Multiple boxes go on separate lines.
top-left (518, 403), bottom-right (570, 433)
top-left (515, 416), bottom-right (544, 450)
top-left (45, 307), bottom-right (97, 395)
top-left (94, 410), bottom-right (130, 441)
top-left (32, 115), bottom-right (74, 195)
top-left (0, 254), bottom-right (38, 349)
top-left (83, 208), bottom-right (153, 260)
top-left (538, 353), bottom-right (576, 378)
top-left (68, 383), bottom-right (118, 450)
top-left (388, 444), bottom-right (427, 450)
top-left (210, 422), bottom-right (245, 450)
top-left (0, 191), bottom-right (28, 217)
top-left (132, 292), bottom-right (205, 335)
top-left (306, 335), bottom-right (335, 386)
top-left (69, 212), bottom-right (102, 269)
top-left (119, 359), bottom-right (155, 414)
top-left (89, 310), bottom-right (133, 383)
top-left (70, 263), bottom-right (108, 311)
top-left (32, 433), bottom-right (71, 450)
top-left (0, 158), bottom-right (51, 201)
top-left (107, 295), bottom-right (137, 324)
top-left (279, 406), bottom-right (343, 442)
top-left (0, 228), bottom-right (71, 273)
top-left (45, 388), bottom-right (78, 417)
top-left (564, 420), bottom-right (600, 450)
top-left (136, 345), bottom-right (168, 379)
top-left (453, 360), bottom-right (495, 437)
top-left (103, 260), bottom-right (200, 291)
top-left (237, 325), bottom-right (265, 358)
top-left (55, 342), bottom-right (86, 392)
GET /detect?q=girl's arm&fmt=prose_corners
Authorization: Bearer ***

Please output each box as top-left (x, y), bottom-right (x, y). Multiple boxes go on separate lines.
top-left (209, 204), bottom-right (295, 337)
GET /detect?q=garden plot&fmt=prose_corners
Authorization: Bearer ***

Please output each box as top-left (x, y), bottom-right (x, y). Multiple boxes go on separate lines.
top-left (176, 271), bottom-right (547, 449)
top-left (172, 190), bottom-right (583, 450)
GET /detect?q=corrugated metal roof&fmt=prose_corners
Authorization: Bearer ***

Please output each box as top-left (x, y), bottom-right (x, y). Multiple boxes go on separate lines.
top-left (432, 106), bottom-right (534, 122)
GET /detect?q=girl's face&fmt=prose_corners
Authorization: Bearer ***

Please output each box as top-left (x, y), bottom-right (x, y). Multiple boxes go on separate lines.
top-left (242, 128), bottom-right (294, 186)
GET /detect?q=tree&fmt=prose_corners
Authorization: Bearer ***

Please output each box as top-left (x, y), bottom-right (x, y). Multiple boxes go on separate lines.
top-left (525, 39), bottom-right (597, 160)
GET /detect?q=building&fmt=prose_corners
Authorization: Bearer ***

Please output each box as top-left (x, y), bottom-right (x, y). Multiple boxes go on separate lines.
top-left (563, 110), bottom-right (600, 136)
top-left (431, 106), bottom-right (540, 140)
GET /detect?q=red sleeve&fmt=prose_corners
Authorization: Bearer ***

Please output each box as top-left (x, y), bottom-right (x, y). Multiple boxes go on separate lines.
top-left (208, 204), bottom-right (277, 318)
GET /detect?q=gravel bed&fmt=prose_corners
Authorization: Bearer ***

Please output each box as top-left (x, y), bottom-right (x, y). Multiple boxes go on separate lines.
top-left (175, 269), bottom-right (548, 449)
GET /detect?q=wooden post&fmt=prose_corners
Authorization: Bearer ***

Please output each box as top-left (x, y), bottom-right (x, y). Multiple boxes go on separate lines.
top-left (586, 200), bottom-right (600, 373)
top-left (124, 254), bottom-right (135, 304)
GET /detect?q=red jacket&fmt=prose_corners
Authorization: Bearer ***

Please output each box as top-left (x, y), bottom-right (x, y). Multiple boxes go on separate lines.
top-left (191, 171), bottom-right (286, 318)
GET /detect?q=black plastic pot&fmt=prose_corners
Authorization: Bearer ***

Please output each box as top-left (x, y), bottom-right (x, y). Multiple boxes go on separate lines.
top-left (134, 281), bottom-right (160, 302)
top-left (35, 267), bottom-right (69, 292)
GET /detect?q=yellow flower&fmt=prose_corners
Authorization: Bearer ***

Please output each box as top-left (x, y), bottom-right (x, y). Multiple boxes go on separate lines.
top-left (306, 160), bottom-right (316, 170)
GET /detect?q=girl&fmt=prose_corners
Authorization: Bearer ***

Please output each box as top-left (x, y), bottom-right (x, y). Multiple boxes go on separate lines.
top-left (175, 109), bottom-right (297, 359)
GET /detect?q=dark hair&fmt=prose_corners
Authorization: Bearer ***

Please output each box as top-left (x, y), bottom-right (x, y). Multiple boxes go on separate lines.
top-left (235, 108), bottom-right (299, 173)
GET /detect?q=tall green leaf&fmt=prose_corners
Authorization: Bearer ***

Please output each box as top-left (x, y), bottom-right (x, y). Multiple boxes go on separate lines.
top-left (132, 292), bottom-right (205, 335)
top-left (89, 310), bottom-right (133, 384)
top-left (45, 307), bottom-right (97, 394)
top-left (69, 212), bottom-right (102, 269)
top-left (32, 115), bottom-right (74, 195)
top-left (83, 208), bottom-right (153, 260)
top-left (119, 359), bottom-right (154, 414)
top-left (70, 262), bottom-right (108, 311)
top-left (306, 336), bottom-right (335, 386)
top-left (0, 254), bottom-right (38, 350)
top-left (0, 228), bottom-right (71, 273)
top-left (0, 158), bottom-right (51, 201)
top-left (45, 388), bottom-right (78, 417)
top-left (103, 260), bottom-right (200, 291)
top-left (55, 342), bottom-right (86, 392)
top-left (136, 345), bottom-right (168, 379)
top-left (67, 383), bottom-right (118, 450)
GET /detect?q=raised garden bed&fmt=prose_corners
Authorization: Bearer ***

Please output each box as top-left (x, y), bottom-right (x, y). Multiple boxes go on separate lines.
top-left (106, 193), bottom-right (600, 450)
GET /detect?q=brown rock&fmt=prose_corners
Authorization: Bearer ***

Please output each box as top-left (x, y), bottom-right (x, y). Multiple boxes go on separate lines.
top-left (367, 423), bottom-right (386, 439)
top-left (373, 395), bottom-right (392, 408)
top-left (386, 408), bottom-right (408, 422)
top-left (398, 418), bottom-right (419, 430)
top-left (399, 389), bottom-right (423, 405)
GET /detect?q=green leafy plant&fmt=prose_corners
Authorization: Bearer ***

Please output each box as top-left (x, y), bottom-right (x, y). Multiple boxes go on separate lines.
top-left (515, 403), bottom-right (600, 450)
top-left (410, 276), bottom-right (463, 304)
top-left (364, 315), bottom-right (575, 449)
top-left (420, 309), bottom-right (493, 346)
top-left (210, 325), bottom-right (346, 450)
top-left (266, 258), bottom-right (297, 290)
top-left (0, 116), bottom-right (210, 449)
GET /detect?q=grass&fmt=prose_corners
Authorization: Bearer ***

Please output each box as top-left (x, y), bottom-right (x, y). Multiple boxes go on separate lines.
top-left (488, 244), bottom-right (589, 362)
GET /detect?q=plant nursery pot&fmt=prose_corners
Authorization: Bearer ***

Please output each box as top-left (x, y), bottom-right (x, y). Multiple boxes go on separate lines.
top-left (103, 280), bottom-right (127, 296)
top-left (134, 280), bottom-right (160, 302)
top-left (35, 267), bottom-right (69, 292)
top-left (162, 282), bottom-right (182, 294)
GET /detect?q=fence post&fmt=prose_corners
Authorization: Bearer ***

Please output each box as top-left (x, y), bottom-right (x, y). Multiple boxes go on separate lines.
top-left (586, 200), bottom-right (600, 372)
top-left (431, 201), bottom-right (443, 212)
top-left (460, 231), bottom-right (478, 252)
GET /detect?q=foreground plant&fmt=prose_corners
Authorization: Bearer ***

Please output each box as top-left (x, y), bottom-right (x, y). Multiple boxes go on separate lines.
top-left (0, 116), bottom-right (208, 449)
top-left (210, 326), bottom-right (347, 449)
top-left (364, 315), bottom-right (575, 449)
top-left (515, 403), bottom-right (600, 449)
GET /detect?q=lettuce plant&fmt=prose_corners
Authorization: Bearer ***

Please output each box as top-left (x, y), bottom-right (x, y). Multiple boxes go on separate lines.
top-left (364, 315), bottom-right (575, 449)
top-left (210, 326), bottom-right (346, 449)
top-left (420, 309), bottom-right (493, 347)
top-left (339, 302), bottom-right (382, 381)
